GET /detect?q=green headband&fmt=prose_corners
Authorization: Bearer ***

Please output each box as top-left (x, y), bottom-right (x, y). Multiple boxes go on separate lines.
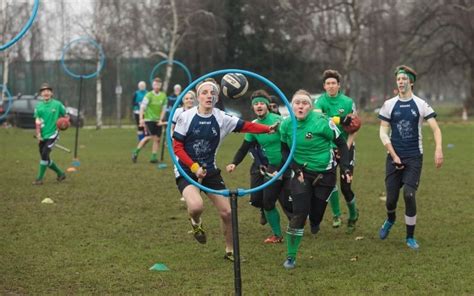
top-left (396, 69), bottom-right (416, 83)
top-left (251, 97), bottom-right (270, 106)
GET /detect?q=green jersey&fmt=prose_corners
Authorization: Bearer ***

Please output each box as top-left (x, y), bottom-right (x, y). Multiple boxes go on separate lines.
top-left (280, 110), bottom-right (340, 172)
top-left (142, 91), bottom-right (167, 121)
top-left (314, 92), bottom-right (355, 141)
top-left (244, 112), bottom-right (283, 166)
top-left (34, 99), bottom-right (66, 139)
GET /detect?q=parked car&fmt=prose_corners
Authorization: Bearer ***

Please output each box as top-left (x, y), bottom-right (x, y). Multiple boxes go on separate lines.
top-left (0, 94), bottom-right (84, 128)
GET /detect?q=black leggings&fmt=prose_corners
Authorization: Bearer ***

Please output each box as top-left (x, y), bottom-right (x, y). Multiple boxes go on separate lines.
top-left (289, 170), bottom-right (336, 229)
top-left (38, 137), bottom-right (58, 163)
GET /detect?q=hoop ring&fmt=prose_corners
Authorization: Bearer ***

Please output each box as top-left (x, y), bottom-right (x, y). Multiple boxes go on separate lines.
top-left (0, 0), bottom-right (39, 51)
top-left (60, 37), bottom-right (105, 79)
top-left (149, 60), bottom-right (192, 86)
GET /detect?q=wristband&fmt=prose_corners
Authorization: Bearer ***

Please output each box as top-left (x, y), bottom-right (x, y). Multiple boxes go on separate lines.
top-left (190, 162), bottom-right (200, 173)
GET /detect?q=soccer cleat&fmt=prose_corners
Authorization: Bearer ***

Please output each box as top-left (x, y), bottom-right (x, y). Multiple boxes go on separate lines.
top-left (332, 216), bottom-right (342, 228)
top-left (283, 257), bottom-right (296, 269)
top-left (32, 179), bottom-right (43, 185)
top-left (131, 152), bottom-right (138, 163)
top-left (310, 224), bottom-right (320, 235)
top-left (264, 235), bottom-right (283, 244)
top-left (190, 221), bottom-right (207, 244)
top-left (406, 238), bottom-right (420, 250)
top-left (149, 159), bottom-right (158, 164)
top-left (57, 174), bottom-right (66, 182)
top-left (346, 210), bottom-right (359, 234)
top-left (224, 252), bottom-right (235, 262)
top-left (379, 220), bottom-right (394, 240)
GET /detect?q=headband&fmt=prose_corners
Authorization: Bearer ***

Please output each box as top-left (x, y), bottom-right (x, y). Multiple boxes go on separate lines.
top-left (251, 97), bottom-right (270, 106)
top-left (197, 81), bottom-right (220, 95)
top-left (292, 94), bottom-right (313, 107)
top-left (396, 69), bottom-right (416, 83)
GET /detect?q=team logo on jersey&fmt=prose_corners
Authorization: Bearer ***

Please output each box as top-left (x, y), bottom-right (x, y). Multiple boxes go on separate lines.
top-left (52, 108), bottom-right (56, 113)
top-left (410, 109), bottom-right (417, 117)
top-left (211, 127), bottom-right (217, 136)
top-left (305, 132), bottom-right (313, 139)
top-left (338, 108), bottom-right (345, 114)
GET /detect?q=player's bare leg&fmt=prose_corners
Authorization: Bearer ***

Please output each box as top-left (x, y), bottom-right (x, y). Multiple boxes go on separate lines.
top-left (182, 185), bottom-right (206, 244)
top-left (208, 193), bottom-right (233, 260)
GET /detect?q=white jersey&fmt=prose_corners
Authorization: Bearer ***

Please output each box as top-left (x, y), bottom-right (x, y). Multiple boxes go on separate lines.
top-left (173, 106), bottom-right (244, 175)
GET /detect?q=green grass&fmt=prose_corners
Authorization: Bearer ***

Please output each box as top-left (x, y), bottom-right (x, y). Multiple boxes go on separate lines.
top-left (1, 122), bottom-right (473, 295)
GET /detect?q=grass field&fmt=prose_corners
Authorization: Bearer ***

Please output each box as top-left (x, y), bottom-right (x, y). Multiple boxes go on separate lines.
top-left (1, 121), bottom-right (473, 295)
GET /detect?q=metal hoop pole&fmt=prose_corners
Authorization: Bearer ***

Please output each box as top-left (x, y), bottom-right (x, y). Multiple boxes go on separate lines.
top-left (73, 77), bottom-right (83, 159)
top-left (230, 191), bottom-right (242, 296)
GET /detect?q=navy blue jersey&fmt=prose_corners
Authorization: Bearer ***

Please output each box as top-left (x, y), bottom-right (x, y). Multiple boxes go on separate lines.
top-left (173, 107), bottom-right (244, 175)
top-left (378, 95), bottom-right (436, 158)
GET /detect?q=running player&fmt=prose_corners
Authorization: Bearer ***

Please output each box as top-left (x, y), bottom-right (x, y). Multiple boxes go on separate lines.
top-left (226, 89), bottom-right (292, 244)
top-left (314, 69), bottom-right (359, 234)
top-left (132, 78), bottom-right (167, 163)
top-left (279, 90), bottom-right (352, 269)
top-left (378, 65), bottom-right (443, 250)
top-left (131, 81), bottom-right (147, 141)
top-left (172, 78), bottom-right (278, 261)
top-left (32, 83), bottom-right (67, 185)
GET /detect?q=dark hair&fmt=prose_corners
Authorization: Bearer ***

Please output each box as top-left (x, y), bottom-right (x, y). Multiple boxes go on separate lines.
top-left (394, 65), bottom-right (417, 82)
top-left (250, 89), bottom-right (271, 100)
top-left (153, 77), bottom-right (162, 83)
top-left (322, 69), bottom-right (342, 83)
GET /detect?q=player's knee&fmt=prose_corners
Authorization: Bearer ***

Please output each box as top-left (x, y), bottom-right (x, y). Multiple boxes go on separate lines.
top-left (289, 213), bottom-right (306, 229)
top-left (219, 208), bottom-right (232, 222)
top-left (403, 185), bottom-right (417, 216)
top-left (262, 199), bottom-right (276, 211)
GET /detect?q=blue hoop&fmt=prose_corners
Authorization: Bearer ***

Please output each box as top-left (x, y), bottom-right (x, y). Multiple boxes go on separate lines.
top-left (0, 0), bottom-right (39, 51)
top-left (149, 60), bottom-right (192, 86)
top-left (166, 69), bottom-right (297, 197)
top-left (0, 84), bottom-right (13, 121)
top-left (60, 37), bottom-right (105, 79)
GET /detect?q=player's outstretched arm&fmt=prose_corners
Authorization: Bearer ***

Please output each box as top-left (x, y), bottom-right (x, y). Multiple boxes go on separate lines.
top-left (227, 140), bottom-right (254, 173)
top-left (427, 118), bottom-right (443, 168)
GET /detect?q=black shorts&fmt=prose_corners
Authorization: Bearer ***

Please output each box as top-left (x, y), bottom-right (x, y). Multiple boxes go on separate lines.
top-left (145, 121), bottom-right (163, 137)
top-left (290, 168), bottom-right (337, 201)
top-left (176, 169), bottom-right (226, 194)
top-left (385, 154), bottom-right (423, 190)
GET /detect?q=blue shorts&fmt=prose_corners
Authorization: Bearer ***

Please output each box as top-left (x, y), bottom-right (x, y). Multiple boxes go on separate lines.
top-left (385, 154), bottom-right (423, 190)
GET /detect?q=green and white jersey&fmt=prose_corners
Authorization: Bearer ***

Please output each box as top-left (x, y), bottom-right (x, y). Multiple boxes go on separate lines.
top-left (314, 92), bottom-right (355, 141)
top-left (280, 110), bottom-right (340, 173)
top-left (244, 112), bottom-right (283, 166)
top-left (34, 99), bottom-right (66, 139)
top-left (142, 91), bottom-right (167, 121)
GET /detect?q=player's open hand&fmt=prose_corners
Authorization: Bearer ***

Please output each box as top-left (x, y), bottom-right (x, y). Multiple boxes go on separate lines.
top-left (226, 164), bottom-right (236, 173)
top-left (435, 149), bottom-right (443, 168)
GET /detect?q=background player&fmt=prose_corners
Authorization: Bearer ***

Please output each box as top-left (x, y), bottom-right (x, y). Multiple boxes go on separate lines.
top-left (226, 89), bottom-right (292, 244)
top-left (33, 83), bottom-right (67, 185)
top-left (132, 78), bottom-right (167, 163)
top-left (131, 81), bottom-right (147, 142)
top-left (314, 69), bottom-right (359, 234)
top-left (378, 65), bottom-right (443, 250)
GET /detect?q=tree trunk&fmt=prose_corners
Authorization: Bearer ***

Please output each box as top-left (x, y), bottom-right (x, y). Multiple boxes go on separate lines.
top-left (467, 60), bottom-right (474, 111)
top-left (163, 0), bottom-right (179, 94)
top-left (96, 61), bottom-right (103, 129)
